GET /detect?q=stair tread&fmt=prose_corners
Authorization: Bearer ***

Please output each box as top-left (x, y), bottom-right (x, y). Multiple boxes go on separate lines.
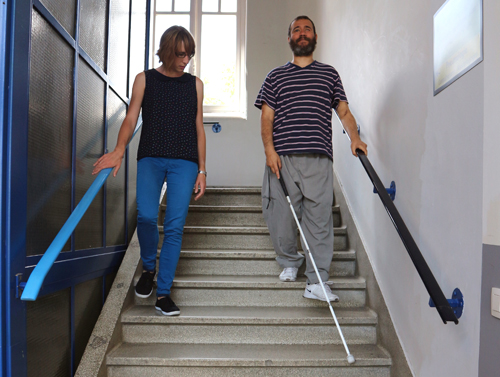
top-left (166, 204), bottom-right (340, 211)
top-left (107, 343), bottom-right (391, 367)
top-left (175, 249), bottom-right (356, 260)
top-left (200, 187), bottom-right (262, 194)
top-left (188, 204), bottom-right (262, 212)
top-left (170, 275), bottom-right (365, 289)
top-left (163, 225), bottom-right (347, 234)
top-left (122, 305), bottom-right (377, 325)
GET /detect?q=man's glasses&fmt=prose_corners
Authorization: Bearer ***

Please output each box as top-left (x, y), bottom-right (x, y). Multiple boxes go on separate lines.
top-left (175, 52), bottom-right (194, 59)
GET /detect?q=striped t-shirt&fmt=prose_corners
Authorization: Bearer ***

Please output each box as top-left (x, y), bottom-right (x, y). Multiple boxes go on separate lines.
top-left (254, 60), bottom-right (347, 159)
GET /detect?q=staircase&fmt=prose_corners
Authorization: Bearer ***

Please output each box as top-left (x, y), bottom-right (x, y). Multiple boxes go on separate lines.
top-left (106, 187), bottom-right (393, 376)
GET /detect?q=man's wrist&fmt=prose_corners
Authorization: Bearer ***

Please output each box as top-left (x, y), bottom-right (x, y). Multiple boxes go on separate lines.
top-left (264, 147), bottom-right (277, 156)
top-left (350, 135), bottom-right (362, 143)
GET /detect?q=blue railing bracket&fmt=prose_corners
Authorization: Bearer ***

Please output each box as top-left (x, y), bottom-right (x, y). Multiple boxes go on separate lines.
top-left (15, 274), bottom-right (26, 299)
top-left (203, 121), bottom-right (222, 133)
top-left (373, 180), bottom-right (396, 201)
top-left (429, 288), bottom-right (464, 320)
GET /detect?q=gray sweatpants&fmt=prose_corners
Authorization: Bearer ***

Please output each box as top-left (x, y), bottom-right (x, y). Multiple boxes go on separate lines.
top-left (262, 154), bottom-right (334, 284)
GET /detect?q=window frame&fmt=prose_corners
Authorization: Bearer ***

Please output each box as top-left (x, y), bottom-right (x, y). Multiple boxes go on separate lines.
top-left (150, 0), bottom-right (247, 118)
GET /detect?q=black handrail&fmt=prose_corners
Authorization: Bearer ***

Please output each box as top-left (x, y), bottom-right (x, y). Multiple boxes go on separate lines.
top-left (356, 149), bottom-right (458, 324)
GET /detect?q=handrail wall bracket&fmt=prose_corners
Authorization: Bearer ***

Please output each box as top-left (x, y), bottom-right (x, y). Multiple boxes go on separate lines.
top-left (429, 288), bottom-right (464, 319)
top-left (15, 273), bottom-right (26, 299)
top-left (203, 121), bottom-right (222, 133)
top-left (373, 180), bottom-right (396, 201)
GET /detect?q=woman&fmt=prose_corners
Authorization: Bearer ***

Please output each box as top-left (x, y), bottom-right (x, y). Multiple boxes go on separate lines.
top-left (93, 26), bottom-right (206, 316)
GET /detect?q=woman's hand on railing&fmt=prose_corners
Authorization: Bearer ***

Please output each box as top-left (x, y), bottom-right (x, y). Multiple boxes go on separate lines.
top-left (193, 173), bottom-right (206, 201)
top-left (92, 149), bottom-right (124, 177)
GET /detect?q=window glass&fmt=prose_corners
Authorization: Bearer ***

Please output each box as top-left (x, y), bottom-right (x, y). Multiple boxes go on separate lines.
top-left (202, 0), bottom-right (218, 12)
top-left (175, 0), bottom-right (190, 12)
top-left (201, 14), bottom-right (237, 106)
top-left (151, 0), bottom-right (246, 115)
top-left (156, 0), bottom-right (172, 12)
top-left (221, 0), bottom-right (236, 12)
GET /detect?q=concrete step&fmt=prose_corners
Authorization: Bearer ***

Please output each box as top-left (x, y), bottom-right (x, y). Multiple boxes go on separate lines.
top-left (162, 204), bottom-right (341, 228)
top-left (159, 226), bottom-right (348, 251)
top-left (188, 187), bottom-right (262, 206)
top-left (173, 249), bottom-right (356, 277)
top-left (134, 276), bottom-right (366, 308)
top-left (107, 343), bottom-right (391, 377)
top-left (121, 306), bottom-right (378, 345)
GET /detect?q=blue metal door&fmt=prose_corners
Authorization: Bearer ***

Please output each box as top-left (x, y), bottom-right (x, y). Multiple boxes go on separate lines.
top-left (1, 1), bottom-right (148, 375)
top-left (2, 0), bottom-right (31, 375)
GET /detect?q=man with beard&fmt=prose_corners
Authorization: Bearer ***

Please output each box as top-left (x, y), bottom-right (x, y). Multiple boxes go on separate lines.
top-left (255, 15), bottom-right (367, 302)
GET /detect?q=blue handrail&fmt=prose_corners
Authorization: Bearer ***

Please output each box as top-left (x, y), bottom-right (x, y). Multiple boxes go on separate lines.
top-left (21, 122), bottom-right (142, 301)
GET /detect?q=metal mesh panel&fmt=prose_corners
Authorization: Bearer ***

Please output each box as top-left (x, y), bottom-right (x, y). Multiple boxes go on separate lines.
top-left (108, 0), bottom-right (130, 97)
top-left (79, 0), bottom-right (107, 70)
top-left (106, 90), bottom-right (126, 246)
top-left (128, 0), bottom-right (146, 96)
top-left (27, 289), bottom-right (71, 377)
top-left (127, 126), bottom-right (141, 242)
top-left (74, 277), bottom-right (103, 373)
top-left (40, 0), bottom-right (77, 36)
top-left (75, 58), bottom-right (105, 250)
top-left (27, 9), bottom-right (74, 256)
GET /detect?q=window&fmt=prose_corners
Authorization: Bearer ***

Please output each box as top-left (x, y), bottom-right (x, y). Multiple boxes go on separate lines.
top-left (151, 0), bottom-right (247, 117)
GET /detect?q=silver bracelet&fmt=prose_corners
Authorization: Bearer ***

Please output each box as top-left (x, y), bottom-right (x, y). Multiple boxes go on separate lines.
top-left (198, 170), bottom-right (207, 177)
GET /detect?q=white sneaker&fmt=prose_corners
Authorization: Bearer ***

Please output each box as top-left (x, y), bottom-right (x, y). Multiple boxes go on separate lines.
top-left (279, 267), bottom-right (298, 282)
top-left (303, 282), bottom-right (340, 302)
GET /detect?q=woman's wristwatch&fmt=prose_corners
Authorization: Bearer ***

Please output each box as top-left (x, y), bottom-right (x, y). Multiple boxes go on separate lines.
top-left (198, 170), bottom-right (207, 177)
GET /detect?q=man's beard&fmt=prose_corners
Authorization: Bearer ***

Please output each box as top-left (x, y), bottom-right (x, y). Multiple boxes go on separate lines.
top-left (289, 36), bottom-right (316, 57)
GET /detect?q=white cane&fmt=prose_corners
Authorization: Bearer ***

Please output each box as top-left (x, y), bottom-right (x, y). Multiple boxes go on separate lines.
top-left (278, 175), bottom-right (355, 364)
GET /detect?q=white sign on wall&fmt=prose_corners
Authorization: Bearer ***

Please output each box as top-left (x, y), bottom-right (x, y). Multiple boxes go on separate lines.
top-left (433, 0), bottom-right (483, 95)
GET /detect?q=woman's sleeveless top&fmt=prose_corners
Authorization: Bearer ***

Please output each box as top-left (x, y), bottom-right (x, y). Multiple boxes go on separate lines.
top-left (137, 69), bottom-right (198, 163)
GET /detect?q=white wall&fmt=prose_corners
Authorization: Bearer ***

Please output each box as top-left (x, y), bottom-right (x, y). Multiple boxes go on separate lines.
top-left (479, 1), bottom-right (500, 375)
top-left (483, 0), bottom-right (500, 246)
top-left (314, 1), bottom-right (483, 376)
top-left (214, 1), bottom-right (490, 374)
top-left (205, 0), bottom-right (321, 186)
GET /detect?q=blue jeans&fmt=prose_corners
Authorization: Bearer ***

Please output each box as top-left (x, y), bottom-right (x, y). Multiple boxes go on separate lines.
top-left (136, 157), bottom-right (198, 296)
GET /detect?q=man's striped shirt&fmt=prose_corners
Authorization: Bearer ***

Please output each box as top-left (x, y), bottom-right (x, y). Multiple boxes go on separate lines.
top-left (255, 60), bottom-right (347, 160)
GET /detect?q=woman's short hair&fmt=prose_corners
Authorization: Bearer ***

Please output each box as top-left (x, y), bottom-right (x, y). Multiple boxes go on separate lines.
top-left (156, 26), bottom-right (195, 69)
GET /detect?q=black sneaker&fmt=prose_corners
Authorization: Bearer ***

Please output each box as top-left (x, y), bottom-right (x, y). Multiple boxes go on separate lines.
top-left (155, 295), bottom-right (180, 316)
top-left (135, 271), bottom-right (155, 298)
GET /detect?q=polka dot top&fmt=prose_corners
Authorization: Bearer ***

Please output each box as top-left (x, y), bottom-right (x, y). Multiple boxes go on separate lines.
top-left (137, 69), bottom-right (198, 163)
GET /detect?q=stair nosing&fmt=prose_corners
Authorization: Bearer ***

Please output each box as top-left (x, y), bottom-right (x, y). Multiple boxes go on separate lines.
top-left (169, 275), bottom-right (366, 289)
top-left (107, 343), bottom-right (392, 367)
top-left (165, 204), bottom-right (341, 211)
top-left (121, 306), bottom-right (378, 325)
top-left (173, 249), bottom-right (356, 260)
top-left (161, 225), bottom-right (348, 234)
